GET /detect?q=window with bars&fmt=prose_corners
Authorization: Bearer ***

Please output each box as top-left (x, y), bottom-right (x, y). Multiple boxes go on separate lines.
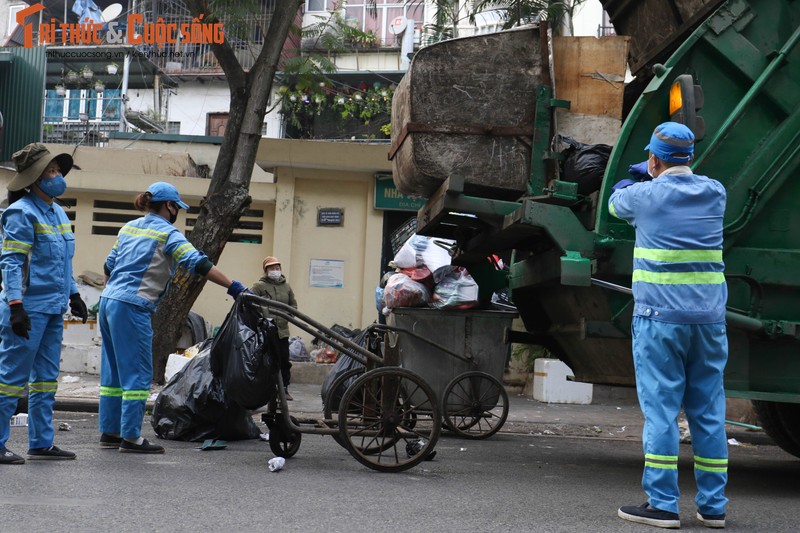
top-left (91, 199), bottom-right (141, 236)
top-left (185, 207), bottom-right (265, 244)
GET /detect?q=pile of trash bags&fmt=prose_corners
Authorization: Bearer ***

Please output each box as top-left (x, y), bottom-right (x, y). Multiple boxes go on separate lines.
top-left (152, 296), bottom-right (279, 442)
top-left (377, 234), bottom-right (482, 314)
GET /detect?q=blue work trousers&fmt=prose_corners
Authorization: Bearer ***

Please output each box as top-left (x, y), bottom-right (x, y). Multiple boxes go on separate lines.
top-left (632, 316), bottom-right (729, 516)
top-left (98, 297), bottom-right (153, 440)
top-left (0, 305), bottom-right (64, 449)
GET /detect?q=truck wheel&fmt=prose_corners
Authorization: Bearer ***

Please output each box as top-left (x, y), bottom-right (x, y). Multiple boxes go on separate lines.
top-left (751, 401), bottom-right (800, 459)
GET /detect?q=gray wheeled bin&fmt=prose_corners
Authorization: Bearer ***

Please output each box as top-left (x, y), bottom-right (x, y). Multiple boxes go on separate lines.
top-left (386, 306), bottom-right (517, 439)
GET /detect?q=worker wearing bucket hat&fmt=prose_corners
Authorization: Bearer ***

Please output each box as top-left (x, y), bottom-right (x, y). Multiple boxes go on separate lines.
top-left (251, 256), bottom-right (298, 400)
top-left (610, 123), bottom-right (729, 529)
top-left (98, 181), bottom-right (247, 454)
top-left (0, 143), bottom-right (89, 464)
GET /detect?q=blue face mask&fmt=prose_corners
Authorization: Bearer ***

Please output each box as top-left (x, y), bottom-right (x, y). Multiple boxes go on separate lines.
top-left (37, 175), bottom-right (67, 198)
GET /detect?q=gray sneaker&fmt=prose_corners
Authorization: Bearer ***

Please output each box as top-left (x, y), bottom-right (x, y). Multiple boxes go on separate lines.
top-left (618, 502), bottom-right (680, 529)
top-left (27, 445), bottom-right (76, 460)
top-left (1, 447), bottom-right (25, 464)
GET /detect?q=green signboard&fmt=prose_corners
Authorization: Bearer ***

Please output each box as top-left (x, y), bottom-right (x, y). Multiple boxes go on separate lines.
top-left (374, 174), bottom-right (425, 212)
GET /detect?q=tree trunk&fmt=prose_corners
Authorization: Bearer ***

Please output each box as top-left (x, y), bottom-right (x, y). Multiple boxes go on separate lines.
top-left (151, 0), bottom-right (303, 384)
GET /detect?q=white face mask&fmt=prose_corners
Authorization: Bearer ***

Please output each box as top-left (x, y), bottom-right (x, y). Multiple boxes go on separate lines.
top-left (267, 270), bottom-right (282, 279)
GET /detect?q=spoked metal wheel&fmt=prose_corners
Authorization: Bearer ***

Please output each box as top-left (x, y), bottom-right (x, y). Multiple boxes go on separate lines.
top-left (268, 415), bottom-right (302, 458)
top-left (338, 367), bottom-right (441, 472)
top-left (442, 371), bottom-right (508, 439)
top-left (323, 367), bottom-right (365, 449)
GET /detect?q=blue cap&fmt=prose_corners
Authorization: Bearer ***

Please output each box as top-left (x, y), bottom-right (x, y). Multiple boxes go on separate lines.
top-left (644, 122), bottom-right (694, 163)
top-left (147, 181), bottom-right (190, 209)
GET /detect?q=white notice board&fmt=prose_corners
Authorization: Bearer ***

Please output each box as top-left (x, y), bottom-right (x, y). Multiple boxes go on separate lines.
top-left (309, 259), bottom-right (344, 288)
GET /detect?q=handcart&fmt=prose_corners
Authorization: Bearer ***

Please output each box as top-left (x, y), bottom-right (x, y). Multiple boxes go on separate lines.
top-left (383, 307), bottom-right (517, 439)
top-left (244, 294), bottom-right (442, 473)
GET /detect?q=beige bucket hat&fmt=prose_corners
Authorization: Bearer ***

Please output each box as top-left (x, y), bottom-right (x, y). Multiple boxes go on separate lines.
top-left (8, 143), bottom-right (73, 191)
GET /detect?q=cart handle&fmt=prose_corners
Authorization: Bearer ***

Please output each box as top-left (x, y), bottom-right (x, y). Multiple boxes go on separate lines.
top-left (242, 293), bottom-right (379, 366)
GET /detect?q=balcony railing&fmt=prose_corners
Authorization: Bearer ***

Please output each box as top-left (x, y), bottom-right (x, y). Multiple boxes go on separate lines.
top-left (43, 91), bottom-right (125, 146)
top-left (42, 0), bottom-right (276, 74)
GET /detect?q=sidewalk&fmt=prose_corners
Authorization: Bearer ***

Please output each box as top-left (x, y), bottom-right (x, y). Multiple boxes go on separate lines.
top-left (49, 370), bottom-right (770, 447)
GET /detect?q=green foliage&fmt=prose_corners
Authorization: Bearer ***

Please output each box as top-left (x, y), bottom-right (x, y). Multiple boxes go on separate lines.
top-left (512, 343), bottom-right (551, 373)
top-left (470, 0), bottom-right (588, 34)
top-left (280, 82), bottom-right (394, 134)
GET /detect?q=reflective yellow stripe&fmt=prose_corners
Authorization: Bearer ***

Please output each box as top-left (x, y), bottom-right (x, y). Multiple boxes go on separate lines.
top-left (632, 270), bottom-right (726, 285)
top-left (57, 223), bottom-right (72, 234)
top-left (100, 386), bottom-right (123, 397)
top-left (172, 243), bottom-right (195, 261)
top-left (122, 390), bottom-right (150, 401)
top-left (695, 464), bottom-right (728, 473)
top-left (2, 240), bottom-right (33, 253)
top-left (34, 223), bottom-right (56, 235)
top-left (644, 453), bottom-right (678, 470)
top-left (0, 382), bottom-right (26, 398)
top-left (694, 455), bottom-right (728, 473)
top-left (645, 453), bottom-right (678, 461)
top-left (119, 226), bottom-right (168, 242)
top-left (609, 202), bottom-right (619, 219)
top-left (634, 248), bottom-right (723, 263)
top-left (29, 381), bottom-right (58, 394)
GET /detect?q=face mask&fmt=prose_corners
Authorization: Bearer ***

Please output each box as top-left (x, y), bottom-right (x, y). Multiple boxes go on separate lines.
top-left (37, 175), bottom-right (67, 198)
top-left (267, 270), bottom-right (282, 280)
top-left (167, 204), bottom-right (178, 224)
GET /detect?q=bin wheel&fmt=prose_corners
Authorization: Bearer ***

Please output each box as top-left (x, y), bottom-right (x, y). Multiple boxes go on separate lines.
top-left (338, 367), bottom-right (441, 472)
top-left (269, 415), bottom-right (302, 458)
top-left (442, 371), bottom-right (508, 440)
top-left (323, 367), bottom-right (365, 449)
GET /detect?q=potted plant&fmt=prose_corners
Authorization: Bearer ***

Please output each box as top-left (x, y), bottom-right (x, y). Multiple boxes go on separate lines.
top-left (65, 70), bottom-right (79, 83)
top-left (94, 80), bottom-right (105, 92)
top-left (104, 103), bottom-right (118, 118)
top-left (81, 66), bottom-right (94, 79)
top-left (55, 84), bottom-right (66, 96)
top-left (106, 63), bottom-right (119, 75)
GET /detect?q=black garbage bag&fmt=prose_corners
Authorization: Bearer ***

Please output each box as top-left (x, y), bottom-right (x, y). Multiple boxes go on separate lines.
top-left (560, 135), bottom-right (613, 196)
top-left (151, 340), bottom-right (261, 441)
top-left (320, 328), bottom-right (378, 412)
top-left (211, 296), bottom-right (280, 410)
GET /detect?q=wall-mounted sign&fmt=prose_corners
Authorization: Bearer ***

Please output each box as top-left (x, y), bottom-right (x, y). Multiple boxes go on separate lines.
top-left (309, 259), bottom-right (345, 288)
top-left (374, 174), bottom-right (425, 212)
top-left (318, 207), bottom-right (344, 226)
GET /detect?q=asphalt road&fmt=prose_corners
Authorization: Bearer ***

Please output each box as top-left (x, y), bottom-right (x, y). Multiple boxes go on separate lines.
top-left (1, 412), bottom-right (798, 533)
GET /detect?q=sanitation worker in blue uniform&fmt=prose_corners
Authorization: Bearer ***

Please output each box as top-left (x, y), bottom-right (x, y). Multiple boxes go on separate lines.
top-left (98, 182), bottom-right (246, 454)
top-left (609, 122), bottom-right (728, 529)
top-left (0, 144), bottom-right (89, 465)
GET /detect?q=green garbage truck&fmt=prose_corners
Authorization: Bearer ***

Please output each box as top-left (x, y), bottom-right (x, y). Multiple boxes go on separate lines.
top-left (389, 0), bottom-right (800, 457)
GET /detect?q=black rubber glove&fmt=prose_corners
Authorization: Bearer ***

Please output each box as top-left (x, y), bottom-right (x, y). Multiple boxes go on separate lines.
top-left (69, 293), bottom-right (88, 324)
top-left (10, 303), bottom-right (31, 339)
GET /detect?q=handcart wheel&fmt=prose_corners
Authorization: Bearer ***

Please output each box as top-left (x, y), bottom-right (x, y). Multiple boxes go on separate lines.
top-left (442, 371), bottom-right (509, 440)
top-left (338, 367), bottom-right (441, 473)
top-left (269, 415), bottom-right (302, 458)
top-left (323, 367), bottom-right (365, 449)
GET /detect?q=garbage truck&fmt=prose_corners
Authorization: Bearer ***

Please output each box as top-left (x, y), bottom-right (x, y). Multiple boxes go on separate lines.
top-left (389, 0), bottom-right (800, 457)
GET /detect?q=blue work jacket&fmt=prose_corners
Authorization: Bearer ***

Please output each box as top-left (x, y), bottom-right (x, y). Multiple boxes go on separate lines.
top-left (102, 213), bottom-right (208, 313)
top-left (0, 193), bottom-right (77, 313)
top-left (608, 166), bottom-right (728, 324)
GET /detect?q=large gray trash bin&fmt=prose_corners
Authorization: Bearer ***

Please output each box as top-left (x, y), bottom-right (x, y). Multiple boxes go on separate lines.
top-left (386, 307), bottom-right (516, 406)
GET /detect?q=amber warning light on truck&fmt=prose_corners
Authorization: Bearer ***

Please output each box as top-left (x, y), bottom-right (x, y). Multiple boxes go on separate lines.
top-left (669, 74), bottom-right (706, 141)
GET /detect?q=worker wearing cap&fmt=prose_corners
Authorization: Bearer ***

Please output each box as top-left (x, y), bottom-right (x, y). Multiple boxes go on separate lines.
top-left (0, 143), bottom-right (89, 465)
top-left (251, 256), bottom-right (298, 400)
top-left (98, 181), bottom-right (247, 454)
top-left (609, 122), bottom-right (728, 529)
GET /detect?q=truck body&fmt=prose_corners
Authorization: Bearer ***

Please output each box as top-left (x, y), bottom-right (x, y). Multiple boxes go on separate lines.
top-left (390, 0), bottom-right (800, 456)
